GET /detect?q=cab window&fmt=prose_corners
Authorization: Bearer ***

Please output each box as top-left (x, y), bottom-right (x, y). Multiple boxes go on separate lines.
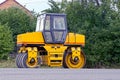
top-left (53, 16), bottom-right (66, 30)
top-left (36, 14), bottom-right (45, 32)
top-left (45, 16), bottom-right (50, 30)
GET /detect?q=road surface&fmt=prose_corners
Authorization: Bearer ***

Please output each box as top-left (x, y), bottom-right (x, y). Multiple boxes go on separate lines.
top-left (0, 68), bottom-right (120, 80)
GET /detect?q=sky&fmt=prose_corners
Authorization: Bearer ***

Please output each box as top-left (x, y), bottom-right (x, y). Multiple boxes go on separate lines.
top-left (0, 0), bottom-right (62, 13)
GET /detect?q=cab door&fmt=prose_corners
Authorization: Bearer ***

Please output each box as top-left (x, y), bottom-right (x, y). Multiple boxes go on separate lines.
top-left (52, 15), bottom-right (67, 43)
top-left (43, 15), bottom-right (53, 43)
top-left (43, 14), bottom-right (67, 44)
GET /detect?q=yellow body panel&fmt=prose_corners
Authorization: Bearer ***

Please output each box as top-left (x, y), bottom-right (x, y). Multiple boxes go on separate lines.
top-left (44, 44), bottom-right (67, 53)
top-left (17, 32), bottom-right (44, 44)
top-left (65, 33), bottom-right (85, 46)
top-left (17, 32), bottom-right (85, 47)
top-left (43, 44), bottom-right (67, 66)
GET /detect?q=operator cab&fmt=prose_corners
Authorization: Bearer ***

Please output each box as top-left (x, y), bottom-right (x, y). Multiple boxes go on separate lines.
top-left (36, 13), bottom-right (67, 44)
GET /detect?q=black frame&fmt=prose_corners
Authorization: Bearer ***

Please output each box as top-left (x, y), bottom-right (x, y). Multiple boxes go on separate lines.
top-left (43, 13), bottom-right (68, 44)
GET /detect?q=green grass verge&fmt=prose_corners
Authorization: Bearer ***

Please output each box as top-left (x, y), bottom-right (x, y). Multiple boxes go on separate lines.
top-left (0, 59), bottom-right (61, 68)
top-left (0, 59), bottom-right (16, 68)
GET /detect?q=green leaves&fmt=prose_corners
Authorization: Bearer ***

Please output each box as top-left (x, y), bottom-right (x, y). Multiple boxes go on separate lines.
top-left (0, 7), bottom-right (36, 60)
top-left (0, 7), bottom-right (36, 41)
top-left (0, 24), bottom-right (14, 60)
top-left (43, 0), bottom-right (61, 13)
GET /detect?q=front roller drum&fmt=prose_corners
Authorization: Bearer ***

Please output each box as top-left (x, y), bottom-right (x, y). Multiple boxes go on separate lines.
top-left (63, 51), bottom-right (86, 68)
top-left (16, 53), bottom-right (40, 68)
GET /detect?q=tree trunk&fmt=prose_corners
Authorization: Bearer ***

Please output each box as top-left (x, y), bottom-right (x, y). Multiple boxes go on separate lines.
top-left (95, 0), bottom-right (100, 6)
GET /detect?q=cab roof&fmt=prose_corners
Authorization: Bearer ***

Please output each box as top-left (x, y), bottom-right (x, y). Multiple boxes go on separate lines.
top-left (38, 13), bottom-right (66, 16)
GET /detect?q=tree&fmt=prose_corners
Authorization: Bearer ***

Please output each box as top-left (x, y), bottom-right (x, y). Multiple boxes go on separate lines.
top-left (0, 7), bottom-right (36, 42)
top-left (0, 24), bottom-right (14, 60)
top-left (43, 0), bottom-right (67, 13)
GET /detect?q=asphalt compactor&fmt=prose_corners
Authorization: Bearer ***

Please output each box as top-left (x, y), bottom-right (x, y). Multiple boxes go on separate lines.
top-left (16, 13), bottom-right (86, 68)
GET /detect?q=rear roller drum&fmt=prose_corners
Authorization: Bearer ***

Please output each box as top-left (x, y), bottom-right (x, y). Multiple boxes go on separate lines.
top-left (16, 53), bottom-right (40, 68)
top-left (63, 51), bottom-right (86, 68)
top-left (16, 54), bottom-right (23, 68)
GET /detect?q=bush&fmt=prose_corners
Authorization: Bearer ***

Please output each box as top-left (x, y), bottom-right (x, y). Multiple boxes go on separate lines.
top-left (0, 7), bottom-right (36, 42)
top-left (0, 24), bottom-right (14, 60)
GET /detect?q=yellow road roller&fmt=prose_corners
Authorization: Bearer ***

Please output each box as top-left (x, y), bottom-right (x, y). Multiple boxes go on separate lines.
top-left (16, 13), bottom-right (86, 68)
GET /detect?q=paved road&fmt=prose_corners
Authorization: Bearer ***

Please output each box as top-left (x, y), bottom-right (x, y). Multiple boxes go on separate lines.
top-left (0, 68), bottom-right (120, 80)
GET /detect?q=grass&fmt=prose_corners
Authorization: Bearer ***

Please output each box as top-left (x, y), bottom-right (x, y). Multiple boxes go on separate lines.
top-left (0, 59), bottom-right (61, 68)
top-left (0, 59), bottom-right (17, 68)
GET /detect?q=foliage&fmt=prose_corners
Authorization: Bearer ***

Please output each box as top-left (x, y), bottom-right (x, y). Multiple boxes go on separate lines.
top-left (42, 0), bottom-right (60, 13)
top-left (44, 0), bottom-right (120, 68)
top-left (42, 0), bottom-right (67, 13)
top-left (0, 7), bottom-right (36, 59)
top-left (0, 7), bottom-right (36, 41)
top-left (0, 24), bottom-right (14, 60)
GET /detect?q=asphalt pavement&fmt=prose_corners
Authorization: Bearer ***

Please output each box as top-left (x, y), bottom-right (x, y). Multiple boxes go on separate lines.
top-left (0, 68), bottom-right (120, 80)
